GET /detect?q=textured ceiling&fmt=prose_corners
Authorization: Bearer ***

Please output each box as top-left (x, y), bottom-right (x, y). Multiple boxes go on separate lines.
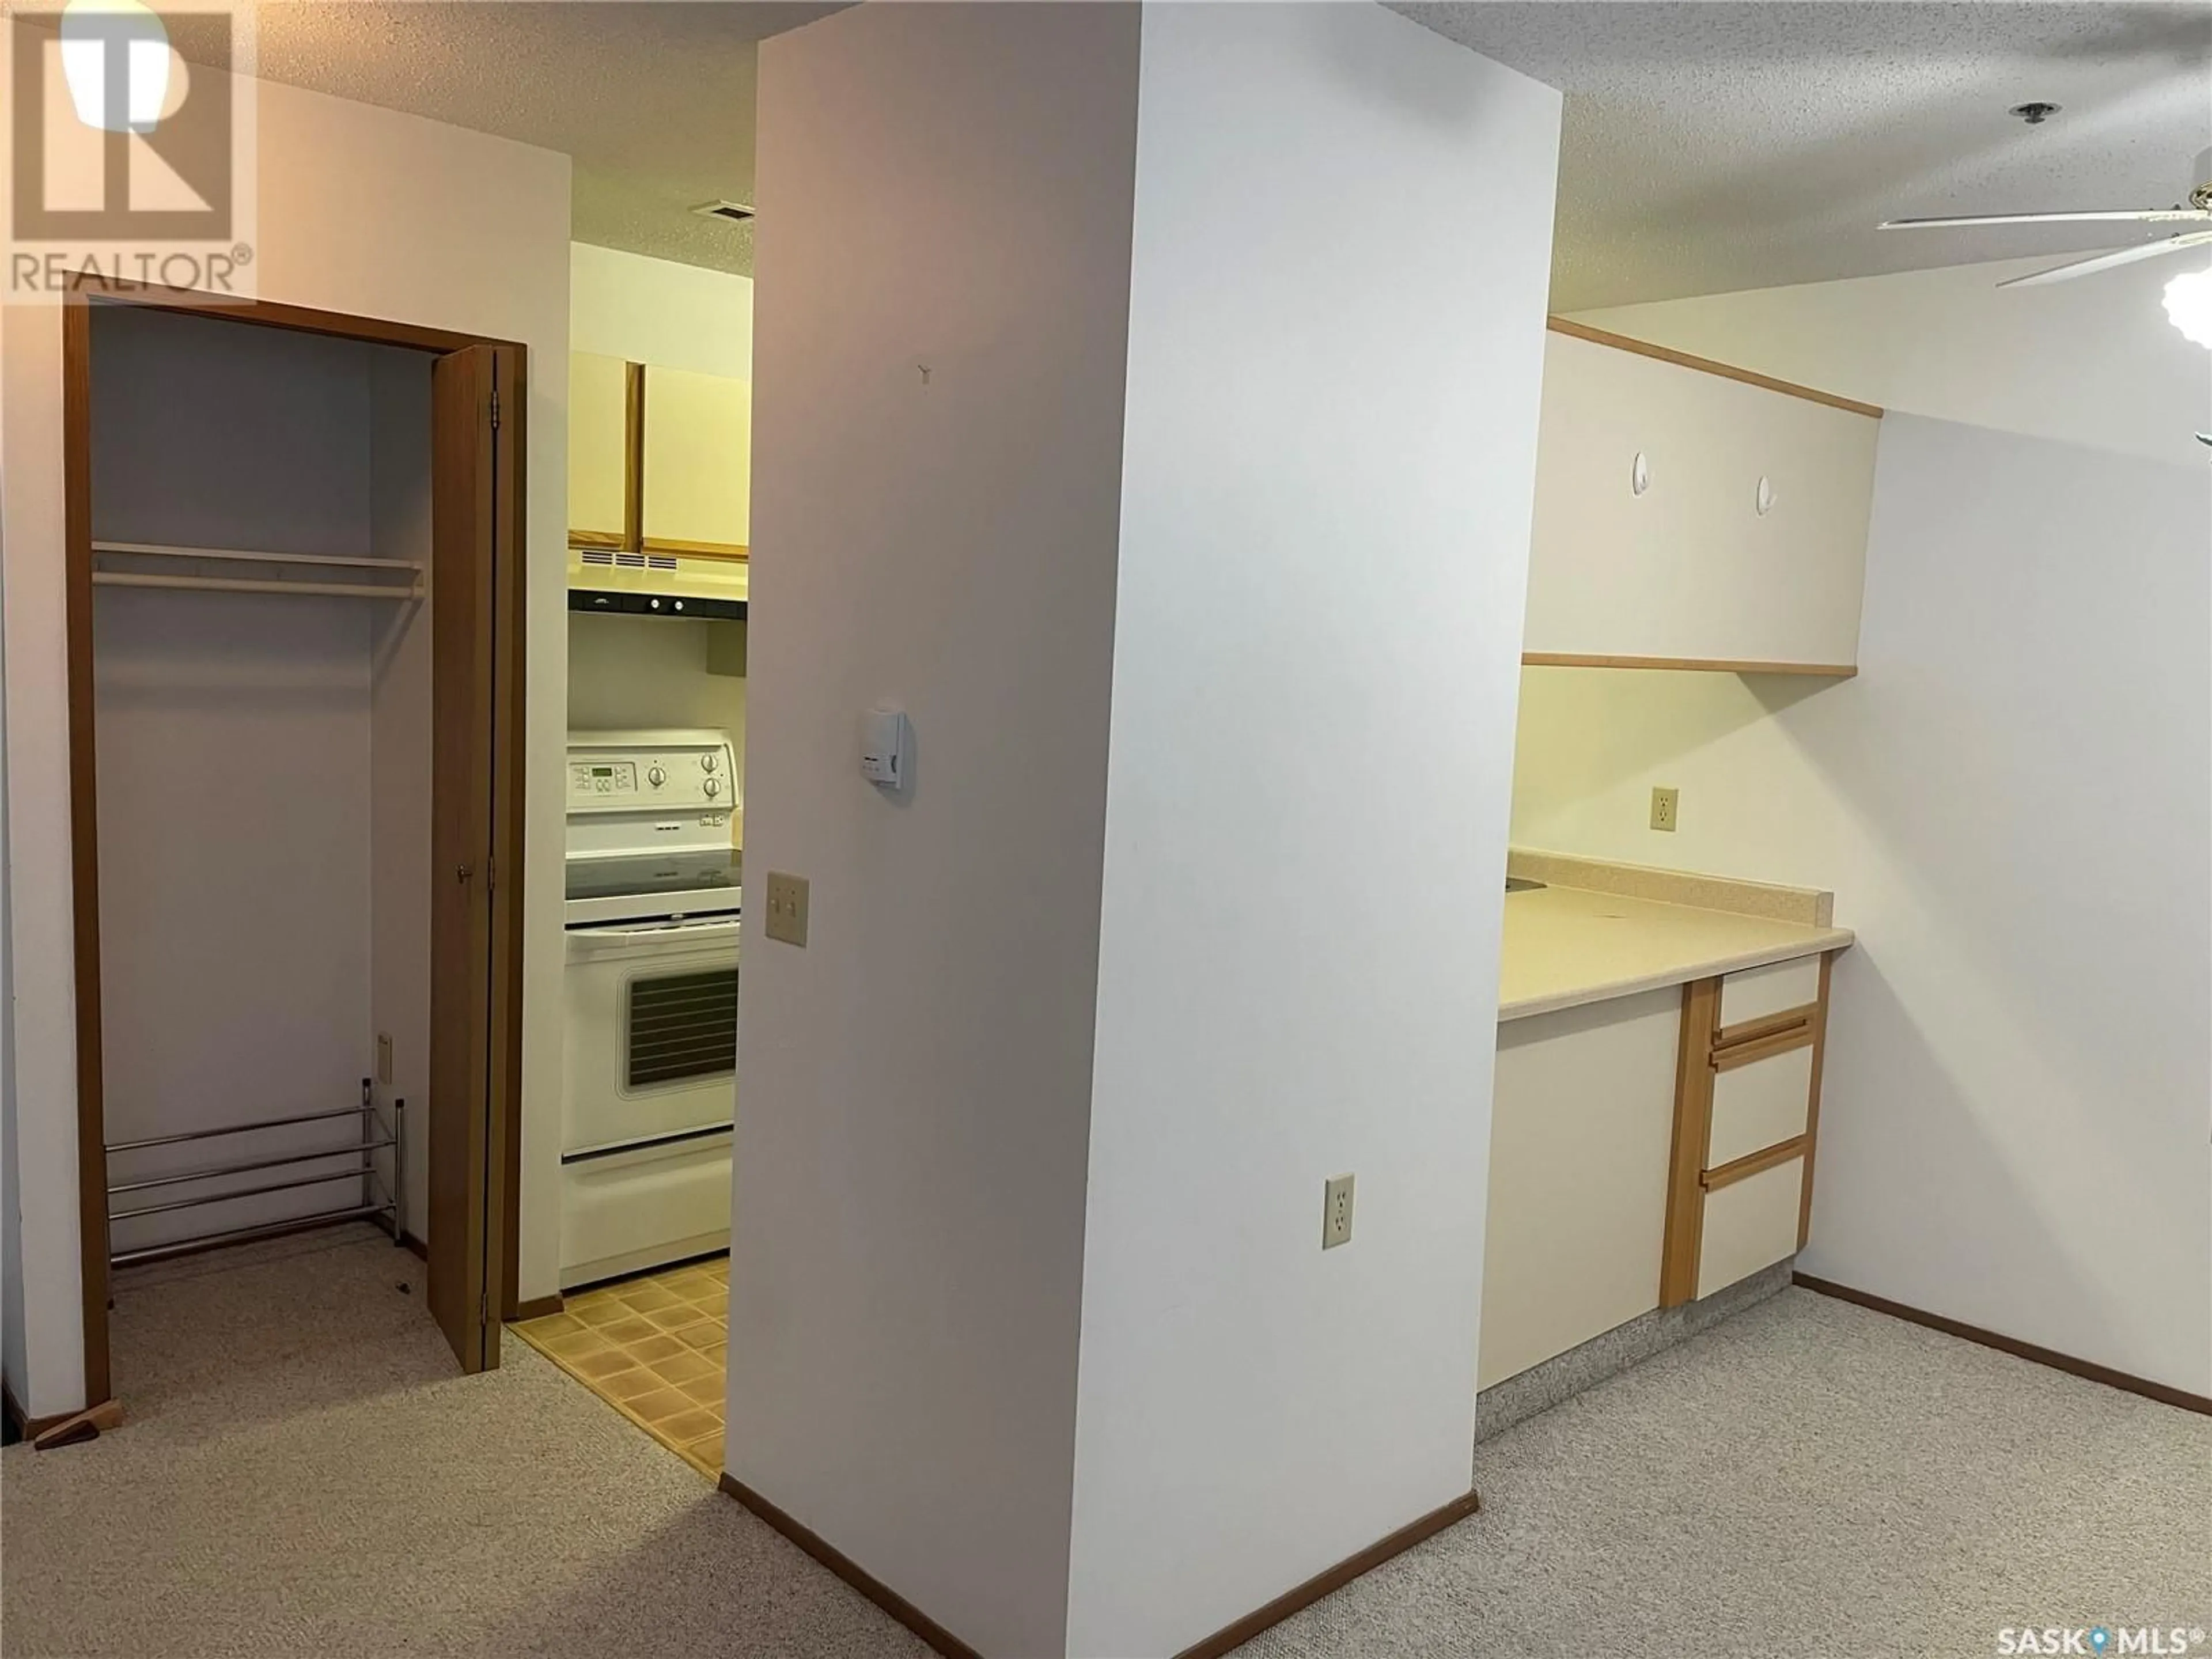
top-left (1393, 1), bottom-right (2212, 308)
top-left (203, 3), bottom-right (2211, 305)
top-left (204, 2), bottom-right (839, 277)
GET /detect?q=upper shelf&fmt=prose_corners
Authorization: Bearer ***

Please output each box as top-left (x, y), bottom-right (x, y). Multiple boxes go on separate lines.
top-left (90, 541), bottom-right (424, 601)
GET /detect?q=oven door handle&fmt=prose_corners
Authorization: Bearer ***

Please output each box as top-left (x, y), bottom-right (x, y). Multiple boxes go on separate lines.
top-left (568, 919), bottom-right (741, 946)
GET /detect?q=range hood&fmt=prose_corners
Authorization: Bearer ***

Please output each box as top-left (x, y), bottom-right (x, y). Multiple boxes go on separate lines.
top-left (567, 545), bottom-right (748, 620)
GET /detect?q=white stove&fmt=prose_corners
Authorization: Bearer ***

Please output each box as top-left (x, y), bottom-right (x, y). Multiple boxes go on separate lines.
top-left (560, 729), bottom-right (741, 1289)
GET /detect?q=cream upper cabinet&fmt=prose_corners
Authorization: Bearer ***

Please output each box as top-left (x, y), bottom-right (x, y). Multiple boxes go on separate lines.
top-left (569, 351), bottom-right (630, 544)
top-left (642, 365), bottom-right (752, 551)
top-left (1522, 325), bottom-right (1881, 674)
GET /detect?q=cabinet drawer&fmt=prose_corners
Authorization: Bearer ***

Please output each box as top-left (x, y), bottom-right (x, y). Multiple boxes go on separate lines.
top-left (1718, 956), bottom-right (1821, 1032)
top-left (1706, 1039), bottom-right (1813, 1168)
top-left (1696, 1154), bottom-right (1804, 1299)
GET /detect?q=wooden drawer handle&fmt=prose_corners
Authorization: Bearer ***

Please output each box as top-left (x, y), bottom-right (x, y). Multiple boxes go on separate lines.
top-left (1703, 1135), bottom-right (1808, 1190)
top-left (1711, 1021), bottom-right (1815, 1072)
top-left (1713, 1003), bottom-right (1817, 1053)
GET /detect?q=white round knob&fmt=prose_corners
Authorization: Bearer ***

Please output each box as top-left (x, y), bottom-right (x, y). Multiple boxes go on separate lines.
top-left (1755, 476), bottom-right (1775, 516)
top-left (700, 752), bottom-right (719, 772)
top-left (647, 765), bottom-right (666, 787)
top-left (1631, 452), bottom-right (1650, 497)
top-left (704, 777), bottom-right (721, 798)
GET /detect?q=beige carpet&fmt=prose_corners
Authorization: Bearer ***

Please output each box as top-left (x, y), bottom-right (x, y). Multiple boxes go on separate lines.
top-left (7, 1230), bottom-right (2209, 1658)
top-left (1, 1226), bottom-right (925, 1658)
top-left (1241, 1287), bottom-right (2212, 1659)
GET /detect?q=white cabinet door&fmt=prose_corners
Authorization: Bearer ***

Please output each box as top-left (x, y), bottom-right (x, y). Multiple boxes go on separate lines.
top-left (1696, 1154), bottom-right (1805, 1299)
top-left (642, 365), bottom-right (752, 551)
top-left (569, 351), bottom-right (630, 542)
top-left (1480, 988), bottom-right (1679, 1389)
top-left (1523, 328), bottom-right (1880, 671)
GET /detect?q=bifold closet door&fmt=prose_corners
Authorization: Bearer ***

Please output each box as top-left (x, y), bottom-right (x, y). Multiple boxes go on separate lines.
top-left (427, 344), bottom-right (516, 1374)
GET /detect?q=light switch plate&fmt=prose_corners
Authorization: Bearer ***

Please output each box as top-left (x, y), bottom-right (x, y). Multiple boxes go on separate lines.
top-left (764, 872), bottom-right (810, 946)
top-left (1650, 786), bottom-right (1680, 832)
top-left (376, 1032), bottom-right (393, 1086)
top-left (1322, 1173), bottom-right (1355, 1250)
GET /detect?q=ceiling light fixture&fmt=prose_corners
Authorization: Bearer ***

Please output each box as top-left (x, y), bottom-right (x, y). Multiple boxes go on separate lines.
top-left (59, 0), bottom-right (171, 134)
top-left (2161, 266), bottom-right (2212, 349)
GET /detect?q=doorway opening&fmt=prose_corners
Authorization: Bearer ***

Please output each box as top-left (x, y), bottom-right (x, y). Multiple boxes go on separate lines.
top-left (62, 290), bottom-right (528, 1419)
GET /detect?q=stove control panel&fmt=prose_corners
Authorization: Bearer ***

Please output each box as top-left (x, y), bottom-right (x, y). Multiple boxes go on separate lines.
top-left (565, 731), bottom-right (738, 815)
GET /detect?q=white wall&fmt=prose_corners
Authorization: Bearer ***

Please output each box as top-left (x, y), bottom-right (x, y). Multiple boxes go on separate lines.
top-left (1513, 416), bottom-right (2212, 1393)
top-left (567, 614), bottom-right (746, 776)
top-left (1, 295), bottom-right (93, 1416)
top-left (0, 75), bottom-right (569, 1410)
top-left (570, 242), bottom-right (753, 380)
top-left (1066, 9), bottom-right (1559, 1652)
top-left (735, 6), bottom-right (1138, 1653)
top-left (0, 357), bottom-right (24, 1409)
top-left (1577, 253), bottom-right (2212, 467)
top-left (89, 308), bottom-right (395, 1256)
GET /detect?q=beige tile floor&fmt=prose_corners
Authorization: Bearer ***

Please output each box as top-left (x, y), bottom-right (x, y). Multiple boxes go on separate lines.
top-left (511, 1255), bottom-right (728, 1477)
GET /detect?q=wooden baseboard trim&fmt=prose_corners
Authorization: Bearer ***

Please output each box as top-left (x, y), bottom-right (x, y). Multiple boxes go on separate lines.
top-left (509, 1294), bottom-right (565, 1321)
top-left (718, 1473), bottom-right (983, 1659)
top-left (367, 1212), bottom-right (430, 1262)
top-left (2, 1381), bottom-right (65, 1440)
top-left (1793, 1274), bottom-right (2212, 1416)
top-left (28, 1398), bottom-right (124, 1449)
top-left (1173, 1488), bottom-right (1482, 1659)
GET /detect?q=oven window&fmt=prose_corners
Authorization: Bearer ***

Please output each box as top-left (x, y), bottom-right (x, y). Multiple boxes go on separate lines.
top-left (626, 967), bottom-right (739, 1088)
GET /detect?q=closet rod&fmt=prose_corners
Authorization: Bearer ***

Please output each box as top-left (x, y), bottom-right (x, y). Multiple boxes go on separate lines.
top-left (92, 572), bottom-right (420, 601)
top-left (108, 1137), bottom-right (397, 1198)
top-left (110, 1203), bottom-right (391, 1270)
top-left (107, 1100), bottom-right (377, 1155)
top-left (92, 540), bottom-right (423, 572)
top-left (109, 1162), bottom-right (386, 1224)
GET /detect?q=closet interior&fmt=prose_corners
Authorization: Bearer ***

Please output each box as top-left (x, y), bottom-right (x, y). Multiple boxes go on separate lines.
top-left (86, 303), bottom-right (434, 1305)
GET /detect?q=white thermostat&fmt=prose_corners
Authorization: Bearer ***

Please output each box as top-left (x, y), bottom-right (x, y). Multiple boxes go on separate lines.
top-left (861, 706), bottom-right (910, 790)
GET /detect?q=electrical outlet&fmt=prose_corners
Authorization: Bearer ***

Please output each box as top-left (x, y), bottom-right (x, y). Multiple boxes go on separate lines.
top-left (1650, 785), bottom-right (1680, 832)
top-left (376, 1032), bottom-right (393, 1086)
top-left (764, 872), bottom-right (810, 946)
top-left (1321, 1173), bottom-right (1356, 1250)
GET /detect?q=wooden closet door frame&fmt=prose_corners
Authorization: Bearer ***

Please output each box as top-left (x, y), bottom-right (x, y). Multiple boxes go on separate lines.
top-left (60, 290), bottom-right (531, 1408)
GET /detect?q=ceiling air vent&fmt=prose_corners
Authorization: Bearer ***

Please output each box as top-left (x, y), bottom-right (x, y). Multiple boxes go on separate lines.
top-left (691, 200), bottom-right (756, 225)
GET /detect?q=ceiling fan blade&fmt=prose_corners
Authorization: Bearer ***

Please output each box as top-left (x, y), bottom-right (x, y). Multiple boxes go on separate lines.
top-left (1884, 207), bottom-right (2212, 229)
top-left (1998, 229), bottom-right (2212, 288)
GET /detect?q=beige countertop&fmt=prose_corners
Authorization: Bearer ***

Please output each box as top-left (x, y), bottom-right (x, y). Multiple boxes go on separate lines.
top-left (1499, 858), bottom-right (1853, 1023)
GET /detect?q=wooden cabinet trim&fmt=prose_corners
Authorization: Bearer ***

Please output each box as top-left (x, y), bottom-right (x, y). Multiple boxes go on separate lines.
top-left (1701, 1134), bottom-right (1810, 1191)
top-left (622, 360), bottom-right (646, 554)
top-left (1711, 1021), bottom-right (1816, 1073)
top-left (1713, 1005), bottom-right (1816, 1052)
top-left (1544, 317), bottom-right (1885, 421)
top-left (569, 528), bottom-right (626, 551)
top-left (1662, 950), bottom-right (1836, 1304)
top-left (1798, 953), bottom-right (1834, 1248)
top-left (642, 536), bottom-right (749, 560)
top-left (1658, 977), bottom-right (1719, 1308)
top-left (1521, 652), bottom-right (1858, 679)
